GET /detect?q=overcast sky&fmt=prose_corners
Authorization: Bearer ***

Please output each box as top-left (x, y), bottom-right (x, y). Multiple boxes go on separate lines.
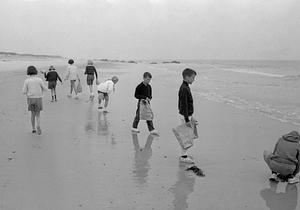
top-left (0, 0), bottom-right (299, 60)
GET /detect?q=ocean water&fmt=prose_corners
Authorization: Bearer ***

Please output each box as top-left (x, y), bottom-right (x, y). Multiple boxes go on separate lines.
top-left (163, 60), bottom-right (300, 126)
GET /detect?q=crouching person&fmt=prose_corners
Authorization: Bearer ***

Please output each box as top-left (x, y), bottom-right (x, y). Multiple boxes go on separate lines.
top-left (97, 76), bottom-right (119, 112)
top-left (264, 131), bottom-right (300, 184)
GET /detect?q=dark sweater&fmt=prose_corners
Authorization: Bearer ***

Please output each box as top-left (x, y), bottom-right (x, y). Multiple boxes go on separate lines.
top-left (44, 71), bottom-right (62, 82)
top-left (272, 131), bottom-right (300, 166)
top-left (178, 81), bottom-right (194, 122)
top-left (134, 82), bottom-right (152, 100)
top-left (84, 65), bottom-right (98, 78)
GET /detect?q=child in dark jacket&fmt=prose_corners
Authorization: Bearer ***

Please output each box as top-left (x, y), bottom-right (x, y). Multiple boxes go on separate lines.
top-left (44, 65), bottom-right (62, 102)
top-left (177, 68), bottom-right (197, 164)
top-left (131, 72), bottom-right (159, 136)
top-left (264, 131), bottom-right (300, 184)
top-left (84, 60), bottom-right (98, 101)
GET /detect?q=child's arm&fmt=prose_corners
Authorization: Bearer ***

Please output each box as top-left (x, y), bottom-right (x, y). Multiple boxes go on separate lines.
top-left (65, 68), bottom-right (70, 80)
top-left (22, 80), bottom-right (28, 95)
top-left (148, 85), bottom-right (152, 100)
top-left (94, 67), bottom-right (98, 79)
top-left (57, 73), bottom-right (63, 83)
top-left (179, 89), bottom-right (190, 123)
top-left (40, 79), bottom-right (47, 92)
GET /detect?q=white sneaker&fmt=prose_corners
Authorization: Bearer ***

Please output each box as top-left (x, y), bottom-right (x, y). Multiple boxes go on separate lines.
top-left (131, 128), bottom-right (140, 133)
top-left (288, 176), bottom-right (299, 184)
top-left (269, 173), bottom-right (279, 182)
top-left (150, 130), bottom-right (160, 136)
top-left (179, 156), bottom-right (194, 164)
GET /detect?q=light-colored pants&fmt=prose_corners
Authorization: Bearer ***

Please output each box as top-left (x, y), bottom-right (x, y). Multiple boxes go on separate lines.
top-left (179, 115), bottom-right (192, 156)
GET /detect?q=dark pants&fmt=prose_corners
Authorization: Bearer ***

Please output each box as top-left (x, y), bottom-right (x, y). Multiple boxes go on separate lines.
top-left (264, 151), bottom-right (299, 178)
top-left (132, 101), bottom-right (154, 131)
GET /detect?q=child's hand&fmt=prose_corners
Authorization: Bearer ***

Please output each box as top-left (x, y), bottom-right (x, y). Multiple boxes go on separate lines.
top-left (186, 122), bottom-right (192, 128)
top-left (191, 117), bottom-right (198, 125)
top-left (146, 97), bottom-right (151, 102)
top-left (141, 99), bottom-right (147, 105)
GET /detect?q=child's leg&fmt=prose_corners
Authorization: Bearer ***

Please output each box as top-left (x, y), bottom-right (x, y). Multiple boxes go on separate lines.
top-left (35, 111), bottom-right (42, 134)
top-left (98, 95), bottom-right (102, 105)
top-left (98, 92), bottom-right (104, 108)
top-left (179, 115), bottom-right (190, 158)
top-left (89, 85), bottom-right (93, 95)
top-left (181, 148), bottom-right (188, 157)
top-left (54, 87), bottom-right (57, 101)
top-left (72, 81), bottom-right (77, 95)
top-left (30, 111), bottom-right (36, 131)
top-left (70, 81), bottom-right (73, 94)
top-left (74, 82), bottom-right (78, 95)
top-left (104, 96), bottom-right (109, 108)
top-left (132, 104), bottom-right (140, 128)
top-left (51, 88), bottom-right (54, 101)
top-left (35, 111), bottom-right (40, 128)
top-left (146, 121), bottom-right (155, 132)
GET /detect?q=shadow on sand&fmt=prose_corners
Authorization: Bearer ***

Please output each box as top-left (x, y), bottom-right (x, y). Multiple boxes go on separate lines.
top-left (131, 133), bottom-right (154, 189)
top-left (169, 163), bottom-right (196, 210)
top-left (260, 181), bottom-right (298, 210)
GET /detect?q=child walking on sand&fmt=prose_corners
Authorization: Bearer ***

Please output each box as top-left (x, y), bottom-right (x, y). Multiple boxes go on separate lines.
top-left (177, 68), bottom-right (198, 164)
top-left (22, 66), bottom-right (47, 135)
top-left (131, 72), bottom-right (159, 136)
top-left (264, 131), bottom-right (300, 184)
top-left (84, 60), bottom-right (98, 101)
top-left (44, 65), bottom-right (62, 102)
top-left (97, 76), bottom-right (119, 112)
top-left (65, 59), bottom-right (80, 99)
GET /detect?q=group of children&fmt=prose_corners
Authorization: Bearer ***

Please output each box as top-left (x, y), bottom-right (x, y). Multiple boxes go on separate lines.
top-left (22, 61), bottom-right (300, 184)
top-left (23, 59), bottom-right (118, 134)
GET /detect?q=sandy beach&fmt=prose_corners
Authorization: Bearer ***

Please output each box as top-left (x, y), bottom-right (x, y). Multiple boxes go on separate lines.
top-left (0, 60), bottom-right (299, 210)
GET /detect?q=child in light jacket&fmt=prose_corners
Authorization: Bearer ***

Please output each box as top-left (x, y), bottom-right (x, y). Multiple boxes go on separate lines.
top-left (22, 66), bottom-right (47, 135)
top-left (65, 59), bottom-right (80, 99)
top-left (97, 76), bottom-right (119, 112)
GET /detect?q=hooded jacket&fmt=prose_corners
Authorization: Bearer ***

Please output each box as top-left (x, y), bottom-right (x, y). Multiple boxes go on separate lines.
top-left (272, 131), bottom-right (300, 166)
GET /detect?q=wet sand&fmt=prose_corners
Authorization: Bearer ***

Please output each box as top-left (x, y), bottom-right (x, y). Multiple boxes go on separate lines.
top-left (0, 61), bottom-right (299, 210)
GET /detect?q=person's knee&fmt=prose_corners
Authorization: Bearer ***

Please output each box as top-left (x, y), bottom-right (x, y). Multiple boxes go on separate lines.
top-left (263, 150), bottom-right (272, 163)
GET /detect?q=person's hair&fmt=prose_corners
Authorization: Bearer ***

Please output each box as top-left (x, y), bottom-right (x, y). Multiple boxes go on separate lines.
top-left (49, 65), bottom-right (55, 71)
top-left (112, 76), bottom-right (119, 83)
top-left (182, 68), bottom-right (197, 78)
top-left (87, 60), bottom-right (93, 65)
top-left (143, 72), bottom-right (152, 79)
top-left (27, 66), bottom-right (38, 75)
top-left (68, 59), bottom-right (74, 65)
